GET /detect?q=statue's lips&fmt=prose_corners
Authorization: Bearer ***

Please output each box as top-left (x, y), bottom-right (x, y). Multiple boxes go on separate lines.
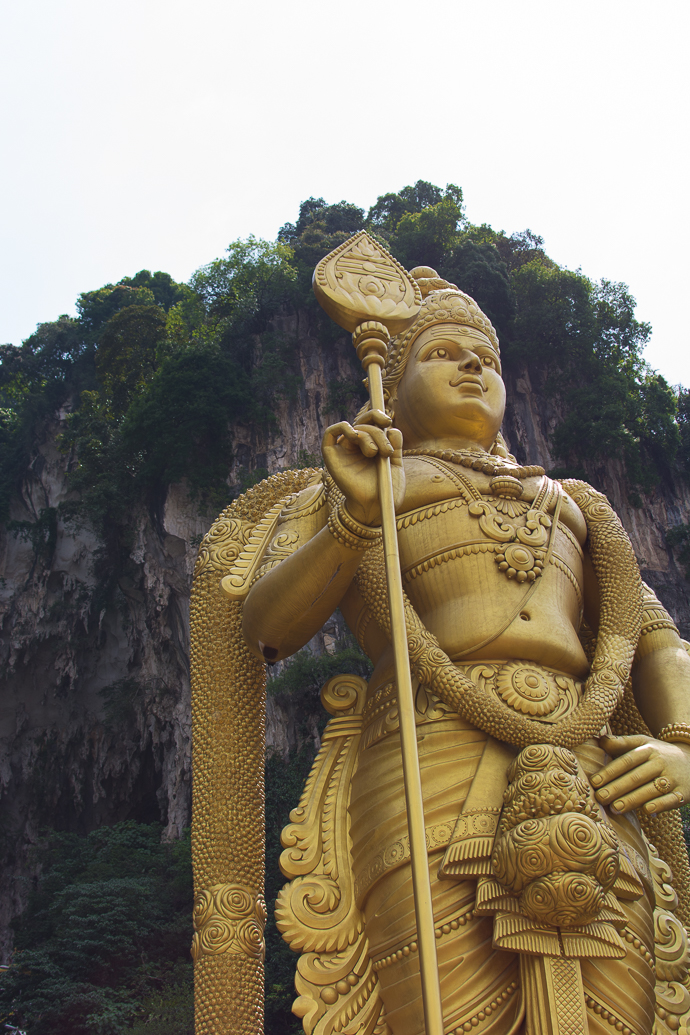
top-left (450, 374), bottom-right (486, 392)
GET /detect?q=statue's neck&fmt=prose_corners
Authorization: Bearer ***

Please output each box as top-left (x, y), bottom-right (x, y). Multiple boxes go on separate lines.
top-left (401, 436), bottom-right (493, 455)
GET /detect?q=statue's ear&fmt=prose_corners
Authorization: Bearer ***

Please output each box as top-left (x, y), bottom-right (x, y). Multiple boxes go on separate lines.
top-left (491, 432), bottom-right (514, 461)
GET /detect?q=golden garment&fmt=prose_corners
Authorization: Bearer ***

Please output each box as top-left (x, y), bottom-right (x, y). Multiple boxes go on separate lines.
top-left (347, 679), bottom-right (662, 1035)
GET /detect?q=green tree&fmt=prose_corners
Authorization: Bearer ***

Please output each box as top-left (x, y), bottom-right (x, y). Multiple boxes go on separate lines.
top-left (95, 305), bottom-right (168, 417)
top-left (190, 236), bottom-right (297, 337)
top-left (367, 180), bottom-right (461, 232)
top-left (77, 284), bottom-right (158, 335)
top-left (119, 346), bottom-right (256, 499)
top-left (0, 823), bottom-right (193, 1035)
top-left (119, 270), bottom-right (190, 312)
top-left (388, 193), bottom-right (464, 270)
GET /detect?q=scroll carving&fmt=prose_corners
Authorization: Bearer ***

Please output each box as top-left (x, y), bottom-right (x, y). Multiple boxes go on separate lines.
top-left (648, 843), bottom-right (690, 1035)
top-left (276, 673), bottom-right (391, 1035)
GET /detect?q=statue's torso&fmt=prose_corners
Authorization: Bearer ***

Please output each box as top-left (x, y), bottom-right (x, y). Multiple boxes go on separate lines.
top-left (341, 457), bottom-right (590, 691)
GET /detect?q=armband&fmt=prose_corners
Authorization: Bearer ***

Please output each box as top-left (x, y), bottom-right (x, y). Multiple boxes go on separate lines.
top-left (327, 503), bottom-right (381, 551)
top-left (657, 723), bottom-right (690, 746)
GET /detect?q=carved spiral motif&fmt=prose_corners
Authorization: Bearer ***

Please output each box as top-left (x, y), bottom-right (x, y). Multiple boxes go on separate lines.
top-left (654, 910), bottom-right (690, 981)
top-left (522, 872), bottom-right (605, 927)
top-left (516, 844), bottom-right (552, 886)
top-left (199, 919), bottom-right (235, 955)
top-left (550, 814), bottom-right (603, 871)
top-left (217, 884), bottom-right (254, 918)
top-left (492, 745), bottom-right (621, 928)
top-left (194, 517), bottom-right (250, 575)
top-left (321, 673), bottom-right (368, 716)
top-left (509, 744), bottom-right (579, 777)
top-left (192, 888), bottom-right (215, 930)
top-left (595, 846), bottom-right (621, 890)
top-left (293, 877), bottom-right (341, 919)
top-left (190, 882), bottom-right (266, 962)
top-left (236, 917), bottom-right (265, 958)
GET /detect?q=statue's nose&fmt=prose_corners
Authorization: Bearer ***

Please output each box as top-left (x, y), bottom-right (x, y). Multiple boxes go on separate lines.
top-left (458, 351), bottom-right (482, 373)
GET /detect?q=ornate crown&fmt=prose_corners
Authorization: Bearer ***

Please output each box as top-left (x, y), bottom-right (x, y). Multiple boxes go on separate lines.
top-left (383, 266), bottom-right (500, 393)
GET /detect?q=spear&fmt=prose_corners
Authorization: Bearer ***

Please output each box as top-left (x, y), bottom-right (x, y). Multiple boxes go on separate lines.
top-left (313, 231), bottom-right (444, 1035)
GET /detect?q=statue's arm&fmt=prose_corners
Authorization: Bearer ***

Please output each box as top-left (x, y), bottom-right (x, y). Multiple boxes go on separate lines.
top-left (582, 562), bottom-right (690, 733)
top-left (242, 523), bottom-right (365, 662)
top-left (585, 575), bottom-right (690, 815)
top-left (243, 412), bottom-right (404, 662)
top-left (631, 582), bottom-right (690, 733)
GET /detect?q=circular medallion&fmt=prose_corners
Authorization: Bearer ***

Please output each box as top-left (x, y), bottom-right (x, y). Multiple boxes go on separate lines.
top-left (496, 662), bottom-right (560, 717)
top-left (504, 544), bottom-right (535, 571)
top-left (494, 543), bottom-right (543, 583)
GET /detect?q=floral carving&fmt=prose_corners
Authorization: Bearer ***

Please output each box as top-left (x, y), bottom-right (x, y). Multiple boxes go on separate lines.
top-left (190, 883), bottom-right (266, 961)
top-left (491, 744), bottom-right (625, 934)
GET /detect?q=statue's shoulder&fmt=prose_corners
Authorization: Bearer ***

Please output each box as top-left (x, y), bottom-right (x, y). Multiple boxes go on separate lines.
top-left (194, 468), bottom-right (327, 600)
top-left (556, 478), bottom-right (634, 549)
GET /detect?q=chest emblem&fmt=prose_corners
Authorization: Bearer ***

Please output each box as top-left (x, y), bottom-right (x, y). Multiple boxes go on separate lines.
top-left (415, 457), bottom-right (558, 584)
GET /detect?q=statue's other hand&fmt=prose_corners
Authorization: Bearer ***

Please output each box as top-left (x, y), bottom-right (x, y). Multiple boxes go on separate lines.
top-left (322, 410), bottom-right (405, 527)
top-left (591, 734), bottom-right (690, 816)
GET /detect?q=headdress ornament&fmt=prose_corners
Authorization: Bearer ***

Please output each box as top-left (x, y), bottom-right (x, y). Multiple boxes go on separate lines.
top-left (369, 266), bottom-right (509, 457)
top-left (383, 266), bottom-right (500, 397)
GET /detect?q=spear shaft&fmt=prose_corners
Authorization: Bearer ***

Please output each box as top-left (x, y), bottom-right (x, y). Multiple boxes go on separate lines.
top-left (355, 323), bottom-right (444, 1035)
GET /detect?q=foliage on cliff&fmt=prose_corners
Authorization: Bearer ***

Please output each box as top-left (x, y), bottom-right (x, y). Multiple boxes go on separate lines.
top-left (279, 184), bottom-right (679, 487)
top-left (0, 823), bottom-right (193, 1035)
top-left (0, 180), bottom-right (683, 547)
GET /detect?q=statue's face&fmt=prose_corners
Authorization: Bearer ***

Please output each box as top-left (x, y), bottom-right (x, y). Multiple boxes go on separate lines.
top-left (393, 322), bottom-right (506, 451)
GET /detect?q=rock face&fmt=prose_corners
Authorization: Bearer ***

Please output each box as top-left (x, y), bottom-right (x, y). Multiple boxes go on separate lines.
top-left (1, 318), bottom-right (690, 959)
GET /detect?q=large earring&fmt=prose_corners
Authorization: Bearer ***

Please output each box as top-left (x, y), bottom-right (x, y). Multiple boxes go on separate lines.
top-left (490, 432), bottom-right (517, 463)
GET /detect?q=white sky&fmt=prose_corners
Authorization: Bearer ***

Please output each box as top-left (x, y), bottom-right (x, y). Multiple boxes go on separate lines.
top-left (1, 0), bottom-right (688, 384)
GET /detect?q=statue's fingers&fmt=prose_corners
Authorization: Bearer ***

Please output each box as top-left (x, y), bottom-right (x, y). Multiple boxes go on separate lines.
top-left (608, 770), bottom-right (674, 813)
top-left (591, 745), bottom-right (653, 789)
top-left (644, 791), bottom-right (685, 816)
top-left (599, 734), bottom-right (652, 756)
top-left (324, 422), bottom-right (379, 457)
top-left (354, 408), bottom-right (391, 429)
top-left (354, 425), bottom-right (394, 456)
top-left (351, 431), bottom-right (378, 457)
top-left (388, 428), bottom-right (403, 451)
top-left (609, 777), bottom-right (665, 814)
top-left (323, 422), bottom-right (355, 447)
top-left (594, 758), bottom-right (661, 804)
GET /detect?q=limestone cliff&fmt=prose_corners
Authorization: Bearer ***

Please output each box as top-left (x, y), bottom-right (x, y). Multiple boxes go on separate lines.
top-left (1, 318), bottom-right (689, 959)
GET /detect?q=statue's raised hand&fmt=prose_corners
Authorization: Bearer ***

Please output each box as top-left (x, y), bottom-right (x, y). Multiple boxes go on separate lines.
top-left (591, 734), bottom-right (690, 815)
top-left (322, 409), bottom-right (405, 528)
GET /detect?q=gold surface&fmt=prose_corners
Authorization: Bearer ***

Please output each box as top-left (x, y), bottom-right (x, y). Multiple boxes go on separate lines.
top-left (192, 247), bottom-right (690, 1033)
top-left (190, 469), bottom-right (320, 1034)
top-left (316, 235), bottom-right (445, 1032)
top-left (191, 883), bottom-right (266, 961)
top-left (312, 230), bottom-right (422, 335)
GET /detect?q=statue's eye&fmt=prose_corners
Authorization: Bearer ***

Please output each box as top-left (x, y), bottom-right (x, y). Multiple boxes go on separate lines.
top-left (429, 347), bottom-right (449, 359)
top-left (482, 355), bottom-right (495, 368)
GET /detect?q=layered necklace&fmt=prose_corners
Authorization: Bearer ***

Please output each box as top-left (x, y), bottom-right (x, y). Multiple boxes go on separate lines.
top-left (402, 447), bottom-right (544, 480)
top-left (403, 448), bottom-right (554, 583)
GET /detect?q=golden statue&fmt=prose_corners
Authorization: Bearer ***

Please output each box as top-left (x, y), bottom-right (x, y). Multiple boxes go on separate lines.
top-left (190, 234), bottom-right (690, 1035)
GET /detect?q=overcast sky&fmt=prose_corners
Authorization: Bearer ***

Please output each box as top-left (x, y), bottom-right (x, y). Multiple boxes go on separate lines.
top-left (1, 0), bottom-right (688, 384)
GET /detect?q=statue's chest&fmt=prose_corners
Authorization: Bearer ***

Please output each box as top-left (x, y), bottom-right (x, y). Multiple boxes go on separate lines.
top-left (397, 485), bottom-right (556, 589)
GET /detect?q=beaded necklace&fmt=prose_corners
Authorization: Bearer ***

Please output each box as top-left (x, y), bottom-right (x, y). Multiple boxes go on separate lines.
top-left (402, 447), bottom-right (544, 480)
